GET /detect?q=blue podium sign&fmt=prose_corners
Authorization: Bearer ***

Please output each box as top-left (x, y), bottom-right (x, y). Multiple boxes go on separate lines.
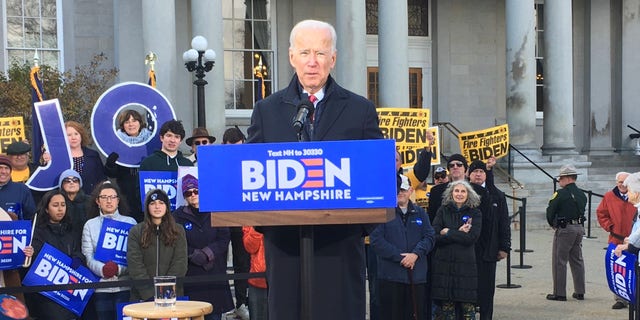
top-left (199, 139), bottom-right (397, 212)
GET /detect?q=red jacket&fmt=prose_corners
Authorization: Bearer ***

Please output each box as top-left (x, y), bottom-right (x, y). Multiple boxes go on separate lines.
top-left (242, 226), bottom-right (267, 289)
top-left (597, 188), bottom-right (637, 244)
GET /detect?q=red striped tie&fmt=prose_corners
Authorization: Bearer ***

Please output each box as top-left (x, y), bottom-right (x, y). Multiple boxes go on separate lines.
top-left (309, 94), bottom-right (318, 122)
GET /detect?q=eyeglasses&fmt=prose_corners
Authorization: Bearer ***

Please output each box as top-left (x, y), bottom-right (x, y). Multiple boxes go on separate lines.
top-left (193, 140), bottom-right (209, 146)
top-left (98, 195), bottom-right (119, 201)
top-left (434, 174), bottom-right (447, 180)
top-left (184, 189), bottom-right (199, 197)
top-left (63, 177), bottom-right (80, 184)
top-left (448, 162), bottom-right (464, 168)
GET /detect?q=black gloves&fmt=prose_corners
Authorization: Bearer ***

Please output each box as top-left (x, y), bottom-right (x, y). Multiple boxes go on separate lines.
top-left (106, 152), bottom-right (119, 166)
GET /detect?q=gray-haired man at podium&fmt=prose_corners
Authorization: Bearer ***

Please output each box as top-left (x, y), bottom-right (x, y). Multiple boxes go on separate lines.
top-left (247, 19), bottom-right (383, 320)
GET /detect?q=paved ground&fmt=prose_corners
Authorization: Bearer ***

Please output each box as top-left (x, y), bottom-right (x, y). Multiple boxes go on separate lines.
top-left (493, 226), bottom-right (631, 320)
top-left (224, 225), bottom-right (634, 320)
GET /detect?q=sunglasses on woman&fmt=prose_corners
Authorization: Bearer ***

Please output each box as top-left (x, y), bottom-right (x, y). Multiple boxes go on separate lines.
top-left (184, 189), bottom-right (199, 197)
top-left (63, 177), bottom-right (80, 184)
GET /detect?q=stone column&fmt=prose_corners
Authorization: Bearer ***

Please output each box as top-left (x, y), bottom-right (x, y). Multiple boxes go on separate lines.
top-left (191, 0), bottom-right (225, 140)
top-left (587, 0), bottom-right (614, 153)
top-left (505, 0), bottom-right (537, 150)
top-left (541, 0), bottom-right (576, 154)
top-left (622, 0), bottom-right (640, 149)
top-left (142, 0), bottom-right (177, 108)
top-left (336, 0), bottom-right (367, 96)
top-left (378, 0), bottom-right (409, 108)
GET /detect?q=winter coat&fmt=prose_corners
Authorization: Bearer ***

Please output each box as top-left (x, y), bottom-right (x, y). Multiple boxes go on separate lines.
top-left (63, 192), bottom-right (89, 244)
top-left (173, 205), bottom-right (234, 314)
top-left (30, 221), bottom-right (85, 320)
top-left (0, 180), bottom-right (36, 220)
top-left (242, 226), bottom-right (267, 289)
top-left (370, 202), bottom-right (435, 284)
top-left (76, 147), bottom-right (106, 195)
top-left (431, 203), bottom-right (482, 303)
top-left (105, 162), bottom-right (143, 222)
top-left (546, 182), bottom-right (587, 227)
top-left (82, 211), bottom-right (137, 293)
top-left (139, 150), bottom-right (193, 172)
top-left (472, 183), bottom-right (511, 262)
top-left (597, 187), bottom-right (637, 244)
top-left (127, 221), bottom-right (188, 301)
top-left (247, 73), bottom-right (383, 320)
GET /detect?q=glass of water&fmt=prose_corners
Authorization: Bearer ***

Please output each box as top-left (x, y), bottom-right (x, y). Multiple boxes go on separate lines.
top-left (153, 275), bottom-right (176, 307)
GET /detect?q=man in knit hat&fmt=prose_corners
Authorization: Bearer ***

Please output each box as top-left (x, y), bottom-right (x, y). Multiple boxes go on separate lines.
top-left (468, 159), bottom-right (511, 319)
top-left (0, 155), bottom-right (35, 220)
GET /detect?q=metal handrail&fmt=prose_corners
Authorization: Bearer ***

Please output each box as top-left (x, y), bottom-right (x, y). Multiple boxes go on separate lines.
top-left (433, 122), bottom-right (525, 190)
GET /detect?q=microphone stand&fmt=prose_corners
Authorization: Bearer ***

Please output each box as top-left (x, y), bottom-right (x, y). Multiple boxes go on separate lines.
top-left (294, 111), bottom-right (314, 319)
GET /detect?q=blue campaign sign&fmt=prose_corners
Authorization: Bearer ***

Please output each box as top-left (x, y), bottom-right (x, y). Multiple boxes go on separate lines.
top-left (23, 243), bottom-right (98, 316)
top-left (139, 171), bottom-right (179, 211)
top-left (91, 82), bottom-right (176, 167)
top-left (0, 221), bottom-right (31, 270)
top-left (199, 139), bottom-right (397, 212)
top-left (94, 219), bottom-right (134, 266)
top-left (605, 243), bottom-right (636, 303)
top-left (26, 99), bottom-right (73, 191)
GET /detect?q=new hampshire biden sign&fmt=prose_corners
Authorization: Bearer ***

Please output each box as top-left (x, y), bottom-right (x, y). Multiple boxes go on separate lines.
top-left (198, 139), bottom-right (397, 212)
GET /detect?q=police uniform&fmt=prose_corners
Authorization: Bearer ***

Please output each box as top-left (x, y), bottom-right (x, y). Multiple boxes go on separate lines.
top-left (546, 174), bottom-right (587, 300)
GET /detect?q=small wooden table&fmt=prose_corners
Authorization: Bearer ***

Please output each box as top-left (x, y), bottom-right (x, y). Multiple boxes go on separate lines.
top-left (123, 301), bottom-right (213, 320)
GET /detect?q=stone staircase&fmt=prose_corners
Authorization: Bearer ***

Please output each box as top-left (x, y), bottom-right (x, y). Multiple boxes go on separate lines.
top-left (492, 154), bottom-right (640, 231)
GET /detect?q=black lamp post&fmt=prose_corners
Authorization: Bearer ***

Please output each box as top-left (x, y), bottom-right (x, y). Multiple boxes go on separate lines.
top-left (183, 35), bottom-right (216, 127)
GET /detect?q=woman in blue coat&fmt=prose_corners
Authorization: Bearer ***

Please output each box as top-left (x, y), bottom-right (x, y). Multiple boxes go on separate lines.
top-left (173, 174), bottom-right (233, 319)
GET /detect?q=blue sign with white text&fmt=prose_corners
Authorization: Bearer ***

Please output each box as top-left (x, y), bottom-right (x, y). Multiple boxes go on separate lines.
top-left (198, 139), bottom-right (397, 212)
top-left (0, 221), bottom-right (31, 270)
top-left (23, 243), bottom-right (98, 316)
top-left (605, 243), bottom-right (636, 303)
top-left (139, 171), bottom-right (179, 211)
top-left (94, 219), bottom-right (134, 266)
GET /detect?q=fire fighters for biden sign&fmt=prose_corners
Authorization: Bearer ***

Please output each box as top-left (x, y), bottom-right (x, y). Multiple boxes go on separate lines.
top-left (198, 139), bottom-right (397, 212)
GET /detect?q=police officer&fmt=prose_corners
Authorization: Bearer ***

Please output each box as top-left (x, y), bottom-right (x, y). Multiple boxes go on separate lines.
top-left (545, 164), bottom-right (587, 302)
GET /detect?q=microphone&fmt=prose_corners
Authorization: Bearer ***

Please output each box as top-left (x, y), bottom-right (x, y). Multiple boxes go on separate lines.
top-left (292, 97), bottom-right (315, 133)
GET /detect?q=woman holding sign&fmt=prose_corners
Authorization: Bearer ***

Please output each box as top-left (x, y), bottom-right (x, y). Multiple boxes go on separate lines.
top-left (23, 189), bottom-right (86, 320)
top-left (82, 181), bottom-right (137, 320)
top-left (127, 189), bottom-right (188, 302)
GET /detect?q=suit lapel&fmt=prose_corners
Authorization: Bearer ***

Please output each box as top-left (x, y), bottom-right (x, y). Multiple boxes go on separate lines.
top-left (314, 97), bottom-right (347, 140)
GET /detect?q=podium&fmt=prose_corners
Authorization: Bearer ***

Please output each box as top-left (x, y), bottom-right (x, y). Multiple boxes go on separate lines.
top-left (198, 140), bottom-right (397, 319)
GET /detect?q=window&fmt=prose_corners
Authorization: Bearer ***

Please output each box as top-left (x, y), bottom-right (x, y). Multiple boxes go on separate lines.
top-left (409, 68), bottom-right (422, 108)
top-left (367, 67), bottom-right (423, 108)
top-left (4, 0), bottom-right (61, 68)
top-left (366, 0), bottom-right (429, 36)
top-left (223, 0), bottom-right (273, 111)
